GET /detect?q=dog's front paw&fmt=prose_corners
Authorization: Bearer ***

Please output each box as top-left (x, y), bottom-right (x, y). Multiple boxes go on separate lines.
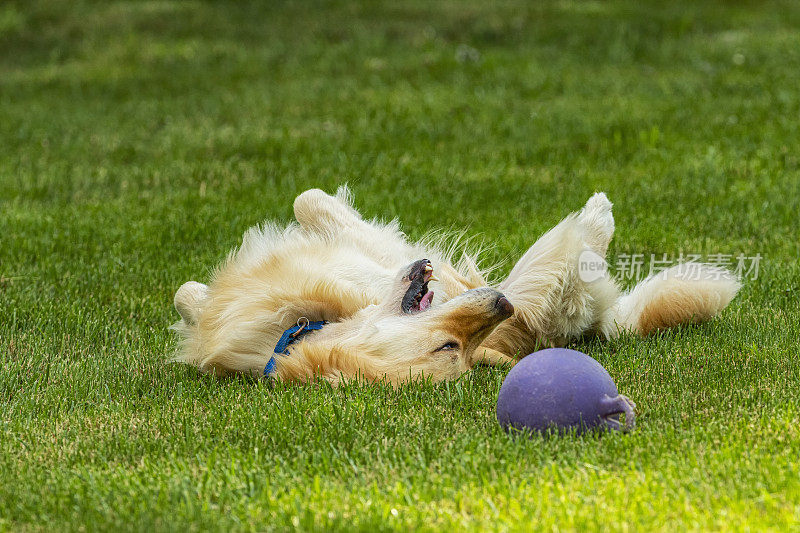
top-left (174, 281), bottom-right (209, 325)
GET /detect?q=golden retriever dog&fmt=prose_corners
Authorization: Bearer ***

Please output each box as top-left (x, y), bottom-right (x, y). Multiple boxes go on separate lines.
top-left (171, 187), bottom-right (740, 385)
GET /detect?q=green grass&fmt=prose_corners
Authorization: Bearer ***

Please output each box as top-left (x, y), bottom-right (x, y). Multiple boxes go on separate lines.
top-left (2, 0), bottom-right (799, 530)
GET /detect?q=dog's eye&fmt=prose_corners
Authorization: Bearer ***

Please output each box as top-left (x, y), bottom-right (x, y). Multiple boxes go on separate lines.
top-left (435, 341), bottom-right (460, 352)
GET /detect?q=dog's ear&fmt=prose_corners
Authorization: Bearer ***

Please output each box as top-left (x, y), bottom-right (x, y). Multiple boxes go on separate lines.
top-left (277, 341), bottom-right (365, 386)
top-left (174, 281), bottom-right (209, 325)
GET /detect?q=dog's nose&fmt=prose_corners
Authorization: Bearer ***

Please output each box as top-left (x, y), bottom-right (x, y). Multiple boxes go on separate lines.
top-left (494, 295), bottom-right (514, 317)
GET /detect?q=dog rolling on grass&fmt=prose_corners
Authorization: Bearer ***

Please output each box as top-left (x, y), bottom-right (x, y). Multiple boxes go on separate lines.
top-left (171, 187), bottom-right (740, 385)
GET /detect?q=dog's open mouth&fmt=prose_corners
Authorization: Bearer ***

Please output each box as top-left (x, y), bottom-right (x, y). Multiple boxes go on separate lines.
top-left (401, 259), bottom-right (437, 313)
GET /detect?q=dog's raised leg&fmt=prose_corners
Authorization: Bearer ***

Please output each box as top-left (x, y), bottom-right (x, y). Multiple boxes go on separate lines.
top-left (293, 187), bottom-right (366, 236)
top-left (293, 187), bottom-right (417, 264)
top-left (479, 193), bottom-right (621, 358)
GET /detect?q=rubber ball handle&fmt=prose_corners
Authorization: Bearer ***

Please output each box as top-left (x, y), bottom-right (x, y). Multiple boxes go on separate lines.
top-left (599, 394), bottom-right (636, 432)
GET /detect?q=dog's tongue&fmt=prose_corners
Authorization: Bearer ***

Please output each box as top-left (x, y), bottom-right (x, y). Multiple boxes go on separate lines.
top-left (419, 290), bottom-right (434, 311)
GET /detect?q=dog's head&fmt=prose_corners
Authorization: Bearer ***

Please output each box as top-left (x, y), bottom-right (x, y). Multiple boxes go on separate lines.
top-left (286, 259), bottom-right (514, 384)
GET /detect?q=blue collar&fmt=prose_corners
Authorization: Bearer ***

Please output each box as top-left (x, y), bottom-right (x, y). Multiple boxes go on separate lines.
top-left (263, 318), bottom-right (327, 377)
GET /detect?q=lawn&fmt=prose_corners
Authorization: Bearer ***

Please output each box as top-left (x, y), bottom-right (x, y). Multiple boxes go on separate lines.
top-left (1, 0), bottom-right (799, 530)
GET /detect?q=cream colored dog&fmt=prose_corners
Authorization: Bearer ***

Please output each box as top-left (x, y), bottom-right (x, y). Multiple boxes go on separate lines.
top-left (171, 187), bottom-right (740, 385)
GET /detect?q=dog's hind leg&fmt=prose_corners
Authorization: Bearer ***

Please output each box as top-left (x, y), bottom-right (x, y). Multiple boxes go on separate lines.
top-left (479, 193), bottom-right (621, 357)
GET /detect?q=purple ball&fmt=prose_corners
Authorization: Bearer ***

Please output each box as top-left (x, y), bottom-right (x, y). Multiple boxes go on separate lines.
top-left (496, 348), bottom-right (635, 435)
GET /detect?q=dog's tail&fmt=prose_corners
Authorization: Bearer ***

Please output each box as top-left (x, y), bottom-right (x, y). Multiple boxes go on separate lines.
top-left (613, 263), bottom-right (740, 335)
